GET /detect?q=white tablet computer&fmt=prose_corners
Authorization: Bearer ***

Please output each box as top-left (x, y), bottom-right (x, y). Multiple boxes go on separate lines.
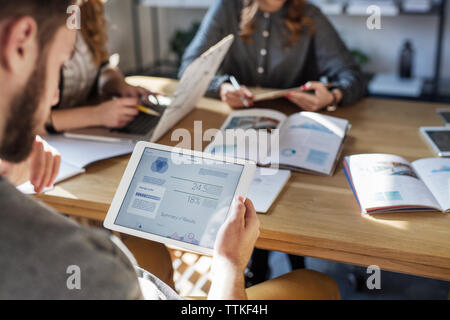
top-left (420, 127), bottom-right (450, 157)
top-left (104, 142), bottom-right (256, 255)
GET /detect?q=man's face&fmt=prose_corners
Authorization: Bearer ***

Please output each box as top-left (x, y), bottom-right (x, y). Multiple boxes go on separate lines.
top-left (0, 24), bottom-right (75, 163)
top-left (34, 27), bottom-right (76, 132)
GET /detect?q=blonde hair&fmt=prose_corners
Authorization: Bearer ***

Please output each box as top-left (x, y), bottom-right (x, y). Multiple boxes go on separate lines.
top-left (240, 0), bottom-right (315, 47)
top-left (80, 0), bottom-right (109, 66)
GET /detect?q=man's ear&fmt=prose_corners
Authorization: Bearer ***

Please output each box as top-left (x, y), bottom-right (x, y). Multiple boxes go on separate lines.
top-left (0, 17), bottom-right (38, 75)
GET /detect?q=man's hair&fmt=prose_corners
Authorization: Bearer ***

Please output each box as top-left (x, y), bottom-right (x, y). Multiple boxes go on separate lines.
top-left (0, 0), bottom-right (76, 51)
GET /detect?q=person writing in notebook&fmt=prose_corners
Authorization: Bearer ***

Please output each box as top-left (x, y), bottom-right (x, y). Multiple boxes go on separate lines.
top-left (179, 0), bottom-right (365, 111)
top-left (46, 0), bottom-right (149, 133)
top-left (180, 0), bottom-right (365, 285)
top-left (0, 0), bottom-right (340, 299)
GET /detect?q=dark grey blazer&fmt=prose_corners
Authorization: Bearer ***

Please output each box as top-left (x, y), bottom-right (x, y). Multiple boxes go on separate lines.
top-left (179, 0), bottom-right (366, 106)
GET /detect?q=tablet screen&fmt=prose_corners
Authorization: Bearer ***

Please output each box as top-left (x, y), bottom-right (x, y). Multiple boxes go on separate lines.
top-left (426, 130), bottom-right (450, 152)
top-left (114, 147), bottom-right (244, 249)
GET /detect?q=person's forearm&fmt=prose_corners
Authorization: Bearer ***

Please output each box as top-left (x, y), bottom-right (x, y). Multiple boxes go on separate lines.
top-left (333, 88), bottom-right (343, 105)
top-left (206, 74), bottom-right (230, 99)
top-left (208, 258), bottom-right (247, 300)
top-left (98, 67), bottom-right (124, 97)
top-left (334, 69), bottom-right (366, 106)
top-left (52, 107), bottom-right (101, 132)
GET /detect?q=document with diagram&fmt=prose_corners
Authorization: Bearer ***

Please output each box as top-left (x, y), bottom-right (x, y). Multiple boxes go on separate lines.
top-left (205, 109), bottom-right (350, 175)
top-left (344, 154), bottom-right (450, 214)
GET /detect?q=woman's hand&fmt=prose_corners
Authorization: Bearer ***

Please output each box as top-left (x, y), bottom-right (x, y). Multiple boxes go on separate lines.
top-left (0, 136), bottom-right (61, 193)
top-left (112, 81), bottom-right (151, 99)
top-left (99, 68), bottom-right (151, 99)
top-left (94, 97), bottom-right (140, 128)
top-left (220, 83), bottom-right (254, 109)
top-left (285, 81), bottom-right (341, 112)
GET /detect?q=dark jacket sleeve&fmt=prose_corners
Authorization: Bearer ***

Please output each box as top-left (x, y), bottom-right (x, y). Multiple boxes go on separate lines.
top-left (178, 0), bottom-right (231, 97)
top-left (310, 6), bottom-right (366, 106)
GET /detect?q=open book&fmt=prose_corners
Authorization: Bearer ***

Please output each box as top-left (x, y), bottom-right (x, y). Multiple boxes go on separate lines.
top-left (18, 135), bottom-right (135, 194)
top-left (344, 154), bottom-right (450, 214)
top-left (205, 108), bottom-right (350, 175)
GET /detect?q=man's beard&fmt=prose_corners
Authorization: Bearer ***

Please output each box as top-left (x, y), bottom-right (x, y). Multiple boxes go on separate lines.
top-left (0, 56), bottom-right (46, 163)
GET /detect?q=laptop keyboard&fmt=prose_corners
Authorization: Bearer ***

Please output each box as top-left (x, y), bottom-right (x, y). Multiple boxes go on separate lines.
top-left (112, 113), bottom-right (161, 135)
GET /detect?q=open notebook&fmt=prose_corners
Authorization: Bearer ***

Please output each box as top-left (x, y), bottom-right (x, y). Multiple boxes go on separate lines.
top-left (18, 135), bottom-right (135, 194)
top-left (344, 154), bottom-right (450, 214)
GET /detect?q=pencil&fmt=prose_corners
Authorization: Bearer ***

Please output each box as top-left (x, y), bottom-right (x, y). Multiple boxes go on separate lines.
top-left (136, 105), bottom-right (160, 116)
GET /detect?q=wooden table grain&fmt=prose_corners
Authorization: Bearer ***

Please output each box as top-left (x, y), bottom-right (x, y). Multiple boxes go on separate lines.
top-left (36, 77), bottom-right (450, 281)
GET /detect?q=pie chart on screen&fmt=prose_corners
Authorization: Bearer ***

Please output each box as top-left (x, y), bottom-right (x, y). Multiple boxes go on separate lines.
top-left (151, 157), bottom-right (169, 174)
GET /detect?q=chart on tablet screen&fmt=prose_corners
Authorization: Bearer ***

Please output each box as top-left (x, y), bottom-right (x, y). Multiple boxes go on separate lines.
top-left (114, 147), bottom-right (244, 249)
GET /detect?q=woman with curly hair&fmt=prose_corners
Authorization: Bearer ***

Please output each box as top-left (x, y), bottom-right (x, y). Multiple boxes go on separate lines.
top-left (180, 0), bottom-right (365, 111)
top-left (47, 0), bottom-right (150, 132)
top-left (180, 0), bottom-right (365, 285)
top-left (45, 0), bottom-right (175, 289)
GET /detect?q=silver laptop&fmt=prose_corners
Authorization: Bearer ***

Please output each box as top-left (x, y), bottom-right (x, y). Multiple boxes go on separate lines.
top-left (65, 35), bottom-right (235, 144)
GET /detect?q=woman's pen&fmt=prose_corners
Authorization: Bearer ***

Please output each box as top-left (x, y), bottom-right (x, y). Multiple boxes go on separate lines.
top-left (229, 76), bottom-right (250, 107)
top-left (111, 96), bottom-right (161, 117)
top-left (136, 105), bottom-right (160, 116)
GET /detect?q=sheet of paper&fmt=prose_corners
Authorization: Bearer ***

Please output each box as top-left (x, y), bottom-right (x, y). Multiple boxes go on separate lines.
top-left (275, 112), bottom-right (349, 175)
top-left (17, 161), bottom-right (85, 195)
top-left (44, 134), bottom-right (135, 169)
top-left (346, 154), bottom-right (441, 212)
top-left (413, 158), bottom-right (450, 211)
top-left (17, 135), bottom-right (133, 195)
top-left (247, 168), bottom-right (291, 213)
top-left (17, 182), bottom-right (54, 195)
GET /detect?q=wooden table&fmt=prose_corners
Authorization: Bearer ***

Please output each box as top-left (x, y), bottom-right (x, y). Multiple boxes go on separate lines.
top-left (36, 77), bottom-right (450, 281)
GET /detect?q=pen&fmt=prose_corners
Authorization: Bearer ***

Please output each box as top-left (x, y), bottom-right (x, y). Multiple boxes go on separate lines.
top-left (229, 76), bottom-right (250, 107)
top-left (136, 105), bottom-right (160, 116)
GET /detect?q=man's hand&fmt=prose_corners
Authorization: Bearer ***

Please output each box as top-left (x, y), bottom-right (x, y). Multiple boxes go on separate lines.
top-left (214, 197), bottom-right (260, 270)
top-left (0, 136), bottom-right (61, 193)
top-left (220, 83), bottom-right (254, 109)
top-left (285, 81), bottom-right (342, 112)
top-left (208, 197), bottom-right (260, 300)
top-left (30, 136), bottom-right (61, 193)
